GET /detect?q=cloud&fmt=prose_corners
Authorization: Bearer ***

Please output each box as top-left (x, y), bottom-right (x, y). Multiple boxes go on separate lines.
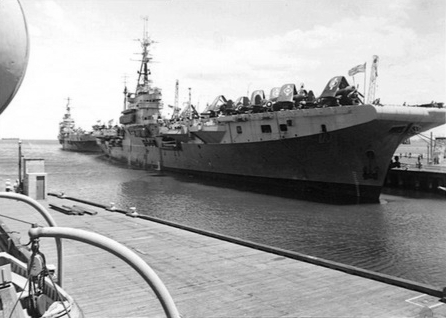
top-left (155, 13), bottom-right (444, 107)
top-left (32, 0), bottom-right (80, 44)
top-left (40, 0), bottom-right (65, 22)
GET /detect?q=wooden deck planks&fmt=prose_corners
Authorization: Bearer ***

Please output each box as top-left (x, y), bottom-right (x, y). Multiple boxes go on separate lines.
top-left (0, 197), bottom-right (445, 317)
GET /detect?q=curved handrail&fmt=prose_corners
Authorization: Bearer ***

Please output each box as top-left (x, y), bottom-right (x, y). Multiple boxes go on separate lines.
top-left (29, 226), bottom-right (181, 318)
top-left (0, 192), bottom-right (64, 286)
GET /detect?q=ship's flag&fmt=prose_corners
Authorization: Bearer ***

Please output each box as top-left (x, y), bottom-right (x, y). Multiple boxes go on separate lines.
top-left (348, 63), bottom-right (366, 76)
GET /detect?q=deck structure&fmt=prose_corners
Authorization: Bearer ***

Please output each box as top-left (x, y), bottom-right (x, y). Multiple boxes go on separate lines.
top-left (0, 197), bottom-right (445, 317)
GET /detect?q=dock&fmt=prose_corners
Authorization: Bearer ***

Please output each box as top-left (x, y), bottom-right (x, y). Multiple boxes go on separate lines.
top-left (386, 158), bottom-right (446, 192)
top-left (0, 196), bottom-right (445, 317)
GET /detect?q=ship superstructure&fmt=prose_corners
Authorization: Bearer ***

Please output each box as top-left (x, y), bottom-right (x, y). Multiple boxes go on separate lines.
top-left (96, 18), bottom-right (163, 162)
top-left (58, 98), bottom-right (101, 152)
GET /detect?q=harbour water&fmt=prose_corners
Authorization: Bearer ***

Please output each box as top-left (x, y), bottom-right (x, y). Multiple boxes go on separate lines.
top-left (1, 139), bottom-right (446, 289)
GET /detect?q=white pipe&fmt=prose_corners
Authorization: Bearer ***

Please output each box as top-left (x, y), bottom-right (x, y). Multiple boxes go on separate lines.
top-left (0, 192), bottom-right (63, 286)
top-left (29, 226), bottom-right (180, 318)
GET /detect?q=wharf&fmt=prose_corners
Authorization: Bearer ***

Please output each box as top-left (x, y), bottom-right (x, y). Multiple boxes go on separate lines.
top-left (386, 157), bottom-right (446, 192)
top-left (1, 197), bottom-right (445, 317)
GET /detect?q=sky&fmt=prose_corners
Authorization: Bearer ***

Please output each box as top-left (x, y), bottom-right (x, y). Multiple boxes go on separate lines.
top-left (0, 0), bottom-right (445, 139)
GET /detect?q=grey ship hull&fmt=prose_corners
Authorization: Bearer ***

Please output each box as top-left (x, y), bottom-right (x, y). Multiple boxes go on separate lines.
top-left (97, 105), bottom-right (446, 203)
top-left (59, 134), bottom-right (101, 152)
top-left (158, 123), bottom-right (397, 203)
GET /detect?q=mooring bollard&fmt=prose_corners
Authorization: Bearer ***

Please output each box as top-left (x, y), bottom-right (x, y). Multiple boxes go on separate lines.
top-left (57, 191), bottom-right (65, 198)
top-left (107, 202), bottom-right (116, 211)
top-left (126, 207), bottom-right (139, 218)
top-left (5, 179), bottom-right (12, 192)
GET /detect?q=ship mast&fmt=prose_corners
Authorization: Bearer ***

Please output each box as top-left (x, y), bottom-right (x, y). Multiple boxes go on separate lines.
top-left (174, 80), bottom-right (179, 109)
top-left (122, 74), bottom-right (128, 111)
top-left (61, 97), bottom-right (75, 131)
top-left (188, 87), bottom-right (192, 107)
top-left (66, 97), bottom-right (71, 114)
top-left (136, 16), bottom-right (153, 91)
top-left (63, 97), bottom-right (73, 121)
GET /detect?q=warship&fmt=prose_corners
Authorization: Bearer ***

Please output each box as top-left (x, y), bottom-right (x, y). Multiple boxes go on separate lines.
top-left (96, 25), bottom-right (446, 204)
top-left (58, 98), bottom-right (100, 152)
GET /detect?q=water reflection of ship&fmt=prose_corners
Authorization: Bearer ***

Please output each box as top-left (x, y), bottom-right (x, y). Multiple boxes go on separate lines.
top-left (58, 98), bottom-right (101, 152)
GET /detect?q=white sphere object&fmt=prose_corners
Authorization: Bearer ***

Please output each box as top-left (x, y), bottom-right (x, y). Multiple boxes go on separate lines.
top-left (0, 0), bottom-right (29, 115)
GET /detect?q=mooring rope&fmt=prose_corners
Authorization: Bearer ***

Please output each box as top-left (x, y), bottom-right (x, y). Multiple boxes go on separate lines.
top-left (0, 213), bottom-right (40, 226)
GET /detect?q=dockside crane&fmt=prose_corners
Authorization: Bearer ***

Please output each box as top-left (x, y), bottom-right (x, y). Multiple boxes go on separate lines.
top-left (367, 55), bottom-right (379, 104)
top-left (170, 79), bottom-right (181, 120)
top-left (179, 87), bottom-right (192, 118)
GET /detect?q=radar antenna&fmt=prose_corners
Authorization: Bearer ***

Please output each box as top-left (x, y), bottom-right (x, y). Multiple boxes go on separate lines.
top-left (65, 97), bottom-right (71, 113)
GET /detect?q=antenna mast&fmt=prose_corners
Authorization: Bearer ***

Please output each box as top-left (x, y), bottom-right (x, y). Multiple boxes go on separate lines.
top-left (188, 87), bottom-right (191, 107)
top-left (65, 97), bottom-right (71, 113)
top-left (137, 16), bottom-right (153, 88)
top-left (122, 74), bottom-right (128, 111)
top-left (143, 15), bottom-right (149, 41)
top-left (174, 80), bottom-right (179, 109)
